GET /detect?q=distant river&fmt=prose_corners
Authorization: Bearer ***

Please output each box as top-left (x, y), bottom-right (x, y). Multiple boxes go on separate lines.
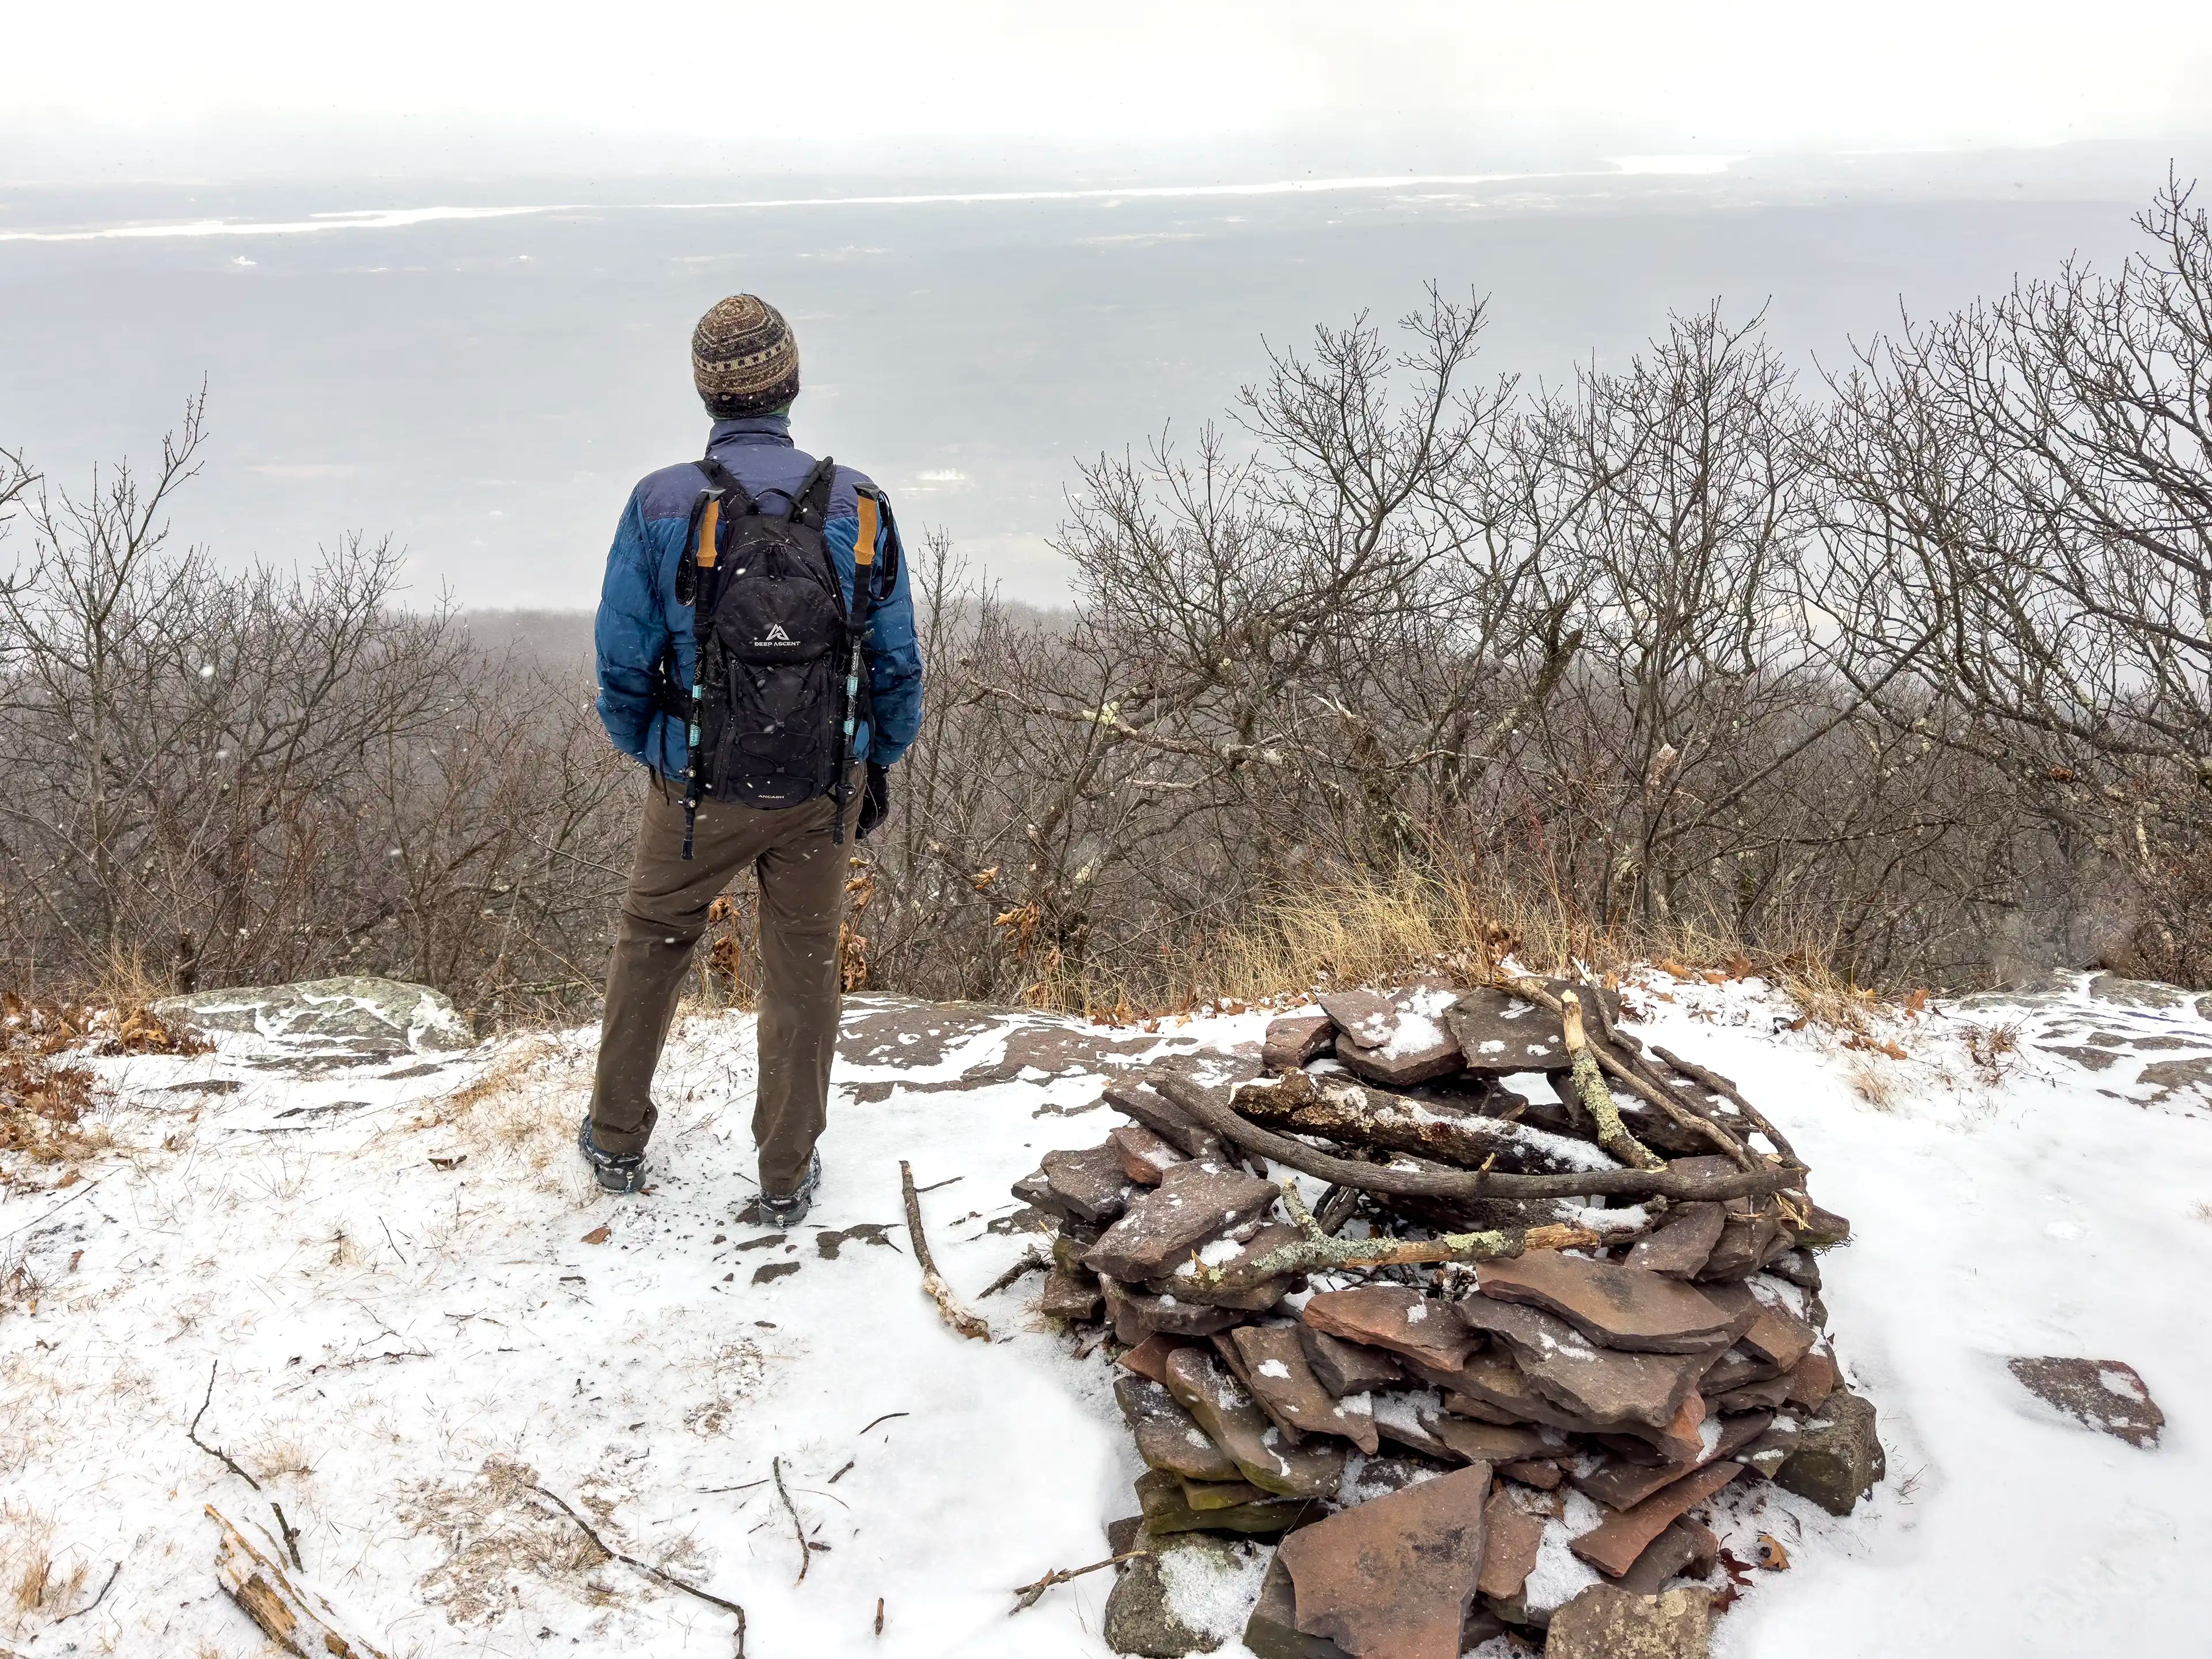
top-left (0, 168), bottom-right (2150, 607)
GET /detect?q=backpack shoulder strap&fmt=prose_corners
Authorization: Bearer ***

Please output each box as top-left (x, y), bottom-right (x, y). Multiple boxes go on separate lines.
top-left (696, 454), bottom-right (753, 512)
top-left (788, 454), bottom-right (838, 530)
top-left (675, 454), bottom-right (756, 607)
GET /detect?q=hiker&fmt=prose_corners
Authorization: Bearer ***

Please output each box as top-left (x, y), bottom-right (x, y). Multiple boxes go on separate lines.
top-left (581, 294), bottom-right (923, 1223)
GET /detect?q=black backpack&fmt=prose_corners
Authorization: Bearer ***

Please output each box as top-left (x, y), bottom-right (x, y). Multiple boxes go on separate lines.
top-left (654, 450), bottom-right (882, 858)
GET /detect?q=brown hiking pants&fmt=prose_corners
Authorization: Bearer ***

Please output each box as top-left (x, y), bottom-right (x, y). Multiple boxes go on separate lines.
top-left (588, 774), bottom-right (857, 1195)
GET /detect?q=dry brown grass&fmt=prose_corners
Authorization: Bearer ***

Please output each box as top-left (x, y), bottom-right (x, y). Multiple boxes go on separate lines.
top-left (84, 944), bottom-right (172, 1018)
top-left (1964, 1019), bottom-right (2025, 1082)
top-left (0, 1502), bottom-right (88, 1637)
top-left (1846, 1058), bottom-right (1902, 1111)
top-left (245, 1433), bottom-right (317, 1483)
top-left (0, 1245), bottom-right (46, 1320)
top-left (1028, 857), bottom-right (1904, 1027)
top-left (411, 1039), bottom-right (577, 1174)
top-left (398, 1456), bottom-right (622, 1624)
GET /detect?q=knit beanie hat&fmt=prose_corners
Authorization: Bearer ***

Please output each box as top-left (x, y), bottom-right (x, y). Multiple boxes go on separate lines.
top-left (691, 294), bottom-right (801, 418)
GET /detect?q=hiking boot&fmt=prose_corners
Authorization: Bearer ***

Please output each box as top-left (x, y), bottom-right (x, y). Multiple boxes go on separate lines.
top-left (759, 1152), bottom-right (822, 1228)
top-left (577, 1115), bottom-right (646, 1194)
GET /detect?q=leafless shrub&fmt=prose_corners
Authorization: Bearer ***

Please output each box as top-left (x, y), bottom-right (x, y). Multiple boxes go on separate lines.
top-left (0, 397), bottom-right (635, 1024)
top-left (1817, 173), bottom-right (2212, 985)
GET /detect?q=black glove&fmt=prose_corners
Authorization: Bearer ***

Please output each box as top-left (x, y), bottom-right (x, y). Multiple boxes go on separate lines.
top-left (857, 763), bottom-right (891, 841)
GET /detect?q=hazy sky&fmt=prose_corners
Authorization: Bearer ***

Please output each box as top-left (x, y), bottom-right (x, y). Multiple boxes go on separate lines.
top-left (9, 1), bottom-right (2211, 182)
top-left (6, 3), bottom-right (2208, 614)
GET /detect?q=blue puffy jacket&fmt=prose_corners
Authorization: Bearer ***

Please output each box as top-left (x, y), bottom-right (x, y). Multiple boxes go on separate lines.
top-left (594, 414), bottom-right (925, 781)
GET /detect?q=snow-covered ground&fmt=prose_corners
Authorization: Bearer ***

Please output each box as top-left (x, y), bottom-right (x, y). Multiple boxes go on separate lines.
top-left (1, 971), bottom-right (2205, 1657)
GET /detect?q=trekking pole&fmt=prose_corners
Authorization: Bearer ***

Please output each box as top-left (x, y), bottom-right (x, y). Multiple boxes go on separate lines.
top-left (679, 485), bottom-right (728, 862)
top-left (831, 488), bottom-right (884, 847)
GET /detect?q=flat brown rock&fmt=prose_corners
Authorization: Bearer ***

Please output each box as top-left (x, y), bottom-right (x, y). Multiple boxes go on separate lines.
top-left (1136, 1467), bottom-right (1321, 1536)
top-left (1569, 1461), bottom-right (1743, 1578)
top-left (1444, 986), bottom-right (1572, 1073)
top-left (1573, 1411), bottom-right (1770, 1511)
top-left (1108, 1123), bottom-right (1185, 1185)
top-left (1299, 1326), bottom-right (1406, 1397)
top-left (1698, 1346), bottom-right (1781, 1396)
top-left (1420, 1416), bottom-right (1555, 1465)
top-left (1698, 1282), bottom-right (1817, 1370)
top-left (1039, 1142), bottom-right (1137, 1224)
top-left (1618, 1517), bottom-right (1721, 1597)
top-left (1444, 1351), bottom-right (1608, 1435)
top-left (1713, 1374), bottom-right (1793, 1412)
top-left (1498, 1457), bottom-right (1564, 1489)
top-left (1101, 1275), bottom-right (1241, 1342)
top-left (1369, 1392), bottom-right (1459, 1460)
top-left (1477, 1483), bottom-right (1547, 1599)
top-left (2008, 1356), bottom-right (2165, 1446)
top-left (1115, 1374), bottom-right (1241, 1482)
top-left (1472, 1253), bottom-right (1751, 1354)
top-left (1164, 1347), bottom-right (1346, 1500)
top-left (1302, 1287), bottom-right (1476, 1374)
top-left (1546, 1584), bottom-right (1716, 1659)
top-left (1696, 1212), bottom-right (1785, 1282)
top-left (1332, 1012), bottom-right (1463, 1089)
top-left (1626, 1203), bottom-right (1726, 1278)
top-left (1263, 1012), bottom-right (1339, 1071)
top-left (1277, 1462), bottom-right (1493, 1659)
top-left (1783, 1347), bottom-right (1840, 1408)
top-left (1456, 1297), bottom-right (1714, 1430)
top-left (1317, 989), bottom-right (1399, 1050)
top-left (1181, 1474), bottom-right (1274, 1510)
top-left (1234, 1325), bottom-right (1380, 1453)
top-left (1152, 1222), bottom-right (1303, 1310)
top-left (1117, 1332), bottom-right (1200, 1385)
top-left (1243, 1555), bottom-right (1356, 1659)
top-left (1642, 1393), bottom-right (1710, 1464)
top-left (1083, 1158), bottom-right (1281, 1282)
top-left (1103, 1078), bottom-right (1226, 1160)
top-left (1038, 1266), bottom-right (1103, 1320)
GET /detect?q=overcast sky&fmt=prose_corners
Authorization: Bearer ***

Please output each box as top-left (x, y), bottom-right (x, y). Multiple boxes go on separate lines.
top-left (9, 0), bottom-right (2211, 183)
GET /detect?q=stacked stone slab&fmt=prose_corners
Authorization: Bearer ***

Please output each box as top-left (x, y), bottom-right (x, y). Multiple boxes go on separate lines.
top-left (1012, 986), bottom-right (1884, 1657)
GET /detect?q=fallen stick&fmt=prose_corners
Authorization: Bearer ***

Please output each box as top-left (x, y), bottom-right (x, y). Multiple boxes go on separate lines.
top-left (1152, 1073), bottom-right (1803, 1205)
top-left (1559, 991), bottom-right (1661, 1171)
top-left (1652, 1045), bottom-right (1802, 1165)
top-left (1184, 1177), bottom-right (1603, 1291)
top-left (1498, 976), bottom-right (1755, 1168)
top-left (527, 1482), bottom-right (748, 1652)
top-left (900, 1160), bottom-right (990, 1341)
top-left (1194, 1214), bottom-right (1603, 1289)
top-left (772, 1456), bottom-right (810, 1586)
top-left (1010, 1551), bottom-right (1144, 1613)
top-left (1314, 1183), bottom-right (1361, 1236)
top-left (207, 1505), bottom-right (388, 1659)
top-left (1233, 1070), bottom-right (1619, 1177)
top-left (52, 1561), bottom-right (119, 1625)
top-left (978, 1248), bottom-right (1049, 1298)
top-left (188, 1362), bottom-right (263, 1493)
top-left (270, 1501), bottom-right (304, 1571)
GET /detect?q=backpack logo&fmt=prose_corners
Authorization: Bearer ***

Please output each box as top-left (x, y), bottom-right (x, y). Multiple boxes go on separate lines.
top-left (760, 623), bottom-right (793, 645)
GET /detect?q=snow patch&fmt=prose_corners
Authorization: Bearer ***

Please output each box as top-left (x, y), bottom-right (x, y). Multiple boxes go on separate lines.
top-left (1158, 1539), bottom-right (1270, 1642)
